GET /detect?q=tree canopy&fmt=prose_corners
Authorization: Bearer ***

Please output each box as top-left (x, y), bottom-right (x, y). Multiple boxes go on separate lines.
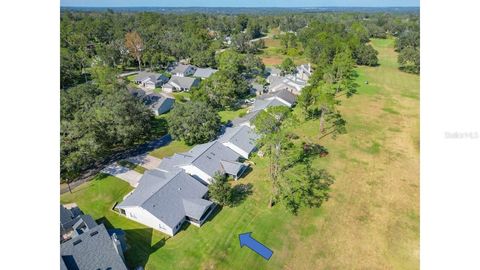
top-left (166, 101), bottom-right (221, 145)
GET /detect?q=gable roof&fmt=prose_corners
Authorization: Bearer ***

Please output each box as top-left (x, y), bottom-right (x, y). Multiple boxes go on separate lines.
top-left (261, 89), bottom-right (297, 105)
top-left (143, 93), bottom-right (175, 113)
top-left (172, 64), bottom-right (196, 74)
top-left (193, 67), bottom-right (218, 78)
top-left (219, 125), bottom-right (259, 156)
top-left (135, 72), bottom-right (167, 83)
top-left (182, 198), bottom-right (212, 220)
top-left (117, 170), bottom-right (211, 228)
top-left (165, 76), bottom-right (199, 89)
top-left (220, 160), bottom-right (245, 176)
top-left (251, 98), bottom-right (288, 112)
top-left (190, 141), bottom-right (242, 178)
top-left (269, 75), bottom-right (307, 92)
top-left (231, 110), bottom-right (261, 126)
top-left (60, 223), bottom-right (127, 270)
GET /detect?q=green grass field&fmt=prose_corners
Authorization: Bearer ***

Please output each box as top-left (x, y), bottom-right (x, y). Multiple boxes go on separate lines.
top-left (61, 37), bottom-right (419, 269)
top-left (148, 140), bottom-right (192, 159)
top-left (218, 108), bottom-right (248, 123)
top-left (117, 160), bottom-right (147, 174)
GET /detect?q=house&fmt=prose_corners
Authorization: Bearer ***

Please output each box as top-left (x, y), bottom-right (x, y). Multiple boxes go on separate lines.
top-left (231, 110), bottom-right (262, 128)
top-left (162, 76), bottom-right (200, 92)
top-left (193, 67), bottom-right (218, 79)
top-left (134, 72), bottom-right (169, 90)
top-left (157, 141), bottom-right (249, 185)
top-left (143, 93), bottom-right (175, 115)
top-left (218, 125), bottom-right (260, 159)
top-left (250, 81), bottom-right (266, 96)
top-left (232, 89), bottom-right (297, 127)
top-left (60, 223), bottom-right (127, 270)
top-left (296, 63), bottom-right (313, 81)
top-left (115, 169), bottom-right (215, 236)
top-left (266, 67), bottom-right (282, 77)
top-left (268, 75), bottom-right (307, 95)
top-left (171, 64), bottom-right (196, 77)
top-left (257, 89), bottom-right (297, 107)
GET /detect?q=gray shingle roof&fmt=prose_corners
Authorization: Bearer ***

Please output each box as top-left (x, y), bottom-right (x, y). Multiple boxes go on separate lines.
top-left (251, 98), bottom-right (288, 112)
top-left (220, 160), bottom-right (245, 176)
top-left (172, 64), bottom-right (195, 74)
top-left (193, 67), bottom-right (218, 78)
top-left (60, 223), bottom-right (127, 270)
top-left (190, 141), bottom-right (242, 178)
top-left (143, 93), bottom-right (175, 114)
top-left (231, 110), bottom-right (261, 126)
top-left (260, 89), bottom-right (297, 105)
top-left (60, 205), bottom-right (74, 226)
top-left (183, 198), bottom-right (212, 220)
top-left (219, 125), bottom-right (259, 156)
top-left (117, 170), bottom-right (211, 228)
top-left (134, 72), bottom-right (167, 83)
top-left (166, 76), bottom-right (200, 90)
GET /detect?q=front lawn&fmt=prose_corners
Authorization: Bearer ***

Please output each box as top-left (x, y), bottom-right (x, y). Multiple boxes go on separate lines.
top-left (218, 108), bottom-right (248, 123)
top-left (148, 140), bottom-right (192, 159)
top-left (117, 160), bottom-right (147, 174)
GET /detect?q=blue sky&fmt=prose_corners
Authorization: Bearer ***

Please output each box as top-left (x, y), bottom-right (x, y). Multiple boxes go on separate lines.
top-left (61, 0), bottom-right (419, 7)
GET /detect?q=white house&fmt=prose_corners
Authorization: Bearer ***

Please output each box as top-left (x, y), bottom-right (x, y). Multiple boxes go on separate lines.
top-left (116, 169), bottom-right (215, 236)
top-left (171, 64), bottom-right (196, 77)
top-left (162, 76), bottom-right (200, 93)
top-left (134, 72), bottom-right (169, 90)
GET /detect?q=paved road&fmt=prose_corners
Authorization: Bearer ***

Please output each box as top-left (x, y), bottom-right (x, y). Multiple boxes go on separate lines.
top-left (60, 134), bottom-right (172, 194)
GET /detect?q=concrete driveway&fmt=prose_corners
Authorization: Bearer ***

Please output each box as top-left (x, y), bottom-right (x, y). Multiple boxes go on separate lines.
top-left (126, 154), bottom-right (162, 170)
top-left (101, 163), bottom-right (143, 187)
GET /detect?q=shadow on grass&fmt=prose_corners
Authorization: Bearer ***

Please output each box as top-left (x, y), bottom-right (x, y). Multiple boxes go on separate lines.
top-left (239, 166), bottom-right (253, 179)
top-left (97, 217), bottom-right (167, 269)
top-left (202, 205), bottom-right (223, 226)
top-left (230, 183), bottom-right (253, 207)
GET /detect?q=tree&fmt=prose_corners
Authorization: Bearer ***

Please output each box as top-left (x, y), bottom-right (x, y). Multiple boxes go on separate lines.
top-left (297, 85), bottom-right (316, 119)
top-left (61, 83), bottom-right (154, 182)
top-left (125, 31), bottom-right (144, 71)
top-left (354, 44), bottom-right (379, 66)
top-left (323, 50), bottom-right (357, 97)
top-left (243, 54), bottom-right (265, 78)
top-left (166, 101), bottom-right (221, 145)
top-left (191, 48), bottom-right (216, 68)
top-left (216, 50), bottom-right (244, 73)
top-left (252, 106), bottom-right (292, 207)
top-left (208, 173), bottom-right (233, 206)
top-left (279, 160), bottom-right (335, 214)
top-left (398, 46), bottom-right (420, 74)
top-left (193, 70), bottom-right (249, 109)
top-left (279, 57), bottom-right (296, 75)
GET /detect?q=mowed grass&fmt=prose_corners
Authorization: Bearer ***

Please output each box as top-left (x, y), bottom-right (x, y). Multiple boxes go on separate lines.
top-left (218, 108), bottom-right (248, 123)
top-left (148, 140), bottom-right (192, 159)
top-left (281, 38), bottom-right (419, 269)
top-left (117, 160), bottom-right (147, 174)
top-left (61, 37), bottom-right (419, 269)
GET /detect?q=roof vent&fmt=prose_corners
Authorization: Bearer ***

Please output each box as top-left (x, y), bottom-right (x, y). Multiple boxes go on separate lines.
top-left (73, 239), bottom-right (82, 246)
top-left (178, 187), bottom-right (182, 191)
top-left (90, 231), bottom-right (98, 237)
